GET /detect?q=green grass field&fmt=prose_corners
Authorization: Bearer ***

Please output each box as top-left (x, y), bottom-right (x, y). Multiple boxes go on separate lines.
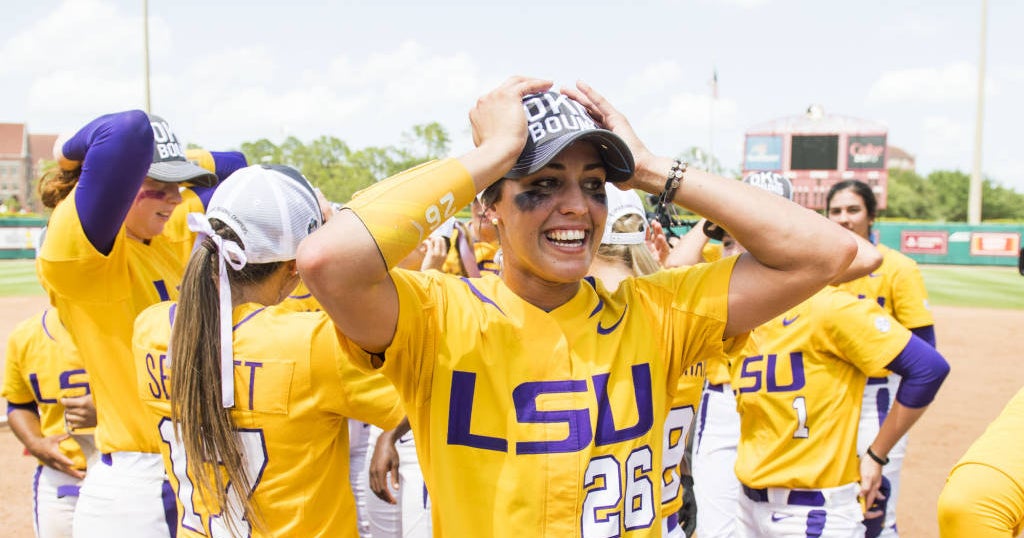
top-left (0, 259), bottom-right (1022, 309)
top-left (0, 259), bottom-right (43, 297)
top-left (918, 264), bottom-right (1024, 309)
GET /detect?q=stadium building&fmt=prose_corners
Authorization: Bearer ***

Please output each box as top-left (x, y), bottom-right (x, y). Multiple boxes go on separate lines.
top-left (743, 105), bottom-right (888, 210)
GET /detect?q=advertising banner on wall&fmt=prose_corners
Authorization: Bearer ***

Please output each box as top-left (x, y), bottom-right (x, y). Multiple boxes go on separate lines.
top-left (744, 135), bottom-right (783, 171)
top-left (970, 232), bottom-right (1020, 257)
top-left (901, 230), bottom-right (948, 255)
top-left (847, 135), bottom-right (886, 169)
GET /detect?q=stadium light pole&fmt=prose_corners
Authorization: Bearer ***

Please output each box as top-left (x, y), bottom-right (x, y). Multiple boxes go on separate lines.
top-left (143, 0), bottom-right (151, 114)
top-left (968, 0), bottom-right (988, 224)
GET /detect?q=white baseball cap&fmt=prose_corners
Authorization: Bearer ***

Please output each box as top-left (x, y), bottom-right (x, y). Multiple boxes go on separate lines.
top-left (204, 164), bottom-right (324, 264)
top-left (602, 184), bottom-right (647, 245)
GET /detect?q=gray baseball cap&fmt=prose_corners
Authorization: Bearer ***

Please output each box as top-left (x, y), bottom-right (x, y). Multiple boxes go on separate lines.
top-left (506, 91), bottom-right (634, 183)
top-left (146, 114), bottom-right (217, 187)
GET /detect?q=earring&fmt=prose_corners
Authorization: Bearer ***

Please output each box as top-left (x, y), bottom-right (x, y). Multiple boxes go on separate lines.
top-left (491, 218), bottom-right (499, 226)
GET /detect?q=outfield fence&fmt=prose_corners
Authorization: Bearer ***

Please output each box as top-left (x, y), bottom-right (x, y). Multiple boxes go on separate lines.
top-left (3, 217), bottom-right (1022, 266)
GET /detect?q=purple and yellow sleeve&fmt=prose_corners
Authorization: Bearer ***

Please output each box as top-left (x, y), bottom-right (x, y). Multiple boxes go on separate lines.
top-left (64, 111), bottom-right (154, 255)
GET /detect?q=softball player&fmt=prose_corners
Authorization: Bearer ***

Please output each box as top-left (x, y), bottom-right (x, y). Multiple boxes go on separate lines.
top-left (3, 308), bottom-right (89, 538)
top-left (298, 78), bottom-right (858, 537)
top-left (36, 110), bottom-right (216, 537)
top-left (133, 164), bottom-right (404, 537)
top-left (827, 179), bottom-right (935, 538)
top-left (938, 385), bottom-right (1024, 537)
top-left (714, 228), bottom-right (948, 536)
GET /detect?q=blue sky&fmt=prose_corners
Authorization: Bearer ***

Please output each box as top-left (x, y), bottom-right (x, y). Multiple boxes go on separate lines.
top-left (2, 0), bottom-right (1021, 191)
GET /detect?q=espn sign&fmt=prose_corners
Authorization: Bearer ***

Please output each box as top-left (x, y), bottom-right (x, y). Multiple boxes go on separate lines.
top-left (970, 232), bottom-right (1021, 257)
top-left (901, 231), bottom-right (948, 255)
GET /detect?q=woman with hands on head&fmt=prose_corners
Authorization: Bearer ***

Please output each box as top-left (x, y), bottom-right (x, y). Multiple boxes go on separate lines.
top-left (298, 76), bottom-right (857, 537)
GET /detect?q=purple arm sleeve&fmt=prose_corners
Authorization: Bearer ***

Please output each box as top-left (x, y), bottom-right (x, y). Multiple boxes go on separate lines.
top-left (65, 110), bottom-right (154, 254)
top-left (910, 324), bottom-right (936, 348)
top-left (6, 401), bottom-right (39, 415)
top-left (885, 334), bottom-right (950, 408)
top-left (189, 151), bottom-right (248, 209)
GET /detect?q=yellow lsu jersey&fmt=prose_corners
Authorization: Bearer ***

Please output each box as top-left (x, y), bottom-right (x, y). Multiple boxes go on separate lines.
top-left (2, 309), bottom-right (89, 469)
top-left (37, 187), bottom-right (192, 454)
top-left (941, 385), bottom-right (1024, 537)
top-left (660, 362), bottom-right (706, 518)
top-left (134, 302), bottom-right (404, 538)
top-left (731, 287), bottom-right (911, 490)
top-left (354, 258), bottom-right (740, 538)
top-left (835, 244), bottom-right (933, 330)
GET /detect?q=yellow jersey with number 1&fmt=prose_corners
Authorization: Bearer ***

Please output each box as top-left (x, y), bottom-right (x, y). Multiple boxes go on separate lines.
top-left (731, 287), bottom-right (910, 489)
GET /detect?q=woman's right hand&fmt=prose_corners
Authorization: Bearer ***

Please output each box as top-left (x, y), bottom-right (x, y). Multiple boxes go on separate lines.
top-left (463, 76), bottom-right (552, 190)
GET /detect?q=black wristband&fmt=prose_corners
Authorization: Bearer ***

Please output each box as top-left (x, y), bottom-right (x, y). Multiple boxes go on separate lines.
top-left (866, 446), bottom-right (889, 466)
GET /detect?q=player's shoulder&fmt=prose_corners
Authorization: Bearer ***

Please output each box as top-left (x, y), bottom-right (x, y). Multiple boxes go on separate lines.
top-left (632, 256), bottom-right (737, 293)
top-left (9, 309), bottom-right (48, 340)
top-left (134, 301), bottom-right (177, 336)
top-left (880, 244), bottom-right (920, 269)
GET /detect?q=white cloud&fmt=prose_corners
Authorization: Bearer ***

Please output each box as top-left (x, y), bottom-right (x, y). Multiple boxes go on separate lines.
top-left (921, 116), bottom-right (970, 153)
top-left (0, 0), bottom-right (135, 76)
top-left (866, 62), bottom-right (998, 105)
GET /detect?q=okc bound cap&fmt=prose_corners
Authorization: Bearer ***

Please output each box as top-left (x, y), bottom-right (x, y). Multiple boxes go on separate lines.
top-left (146, 114), bottom-right (217, 187)
top-left (704, 171), bottom-right (794, 241)
top-left (507, 91), bottom-right (634, 182)
top-left (742, 171), bottom-right (793, 201)
top-left (602, 184), bottom-right (647, 245)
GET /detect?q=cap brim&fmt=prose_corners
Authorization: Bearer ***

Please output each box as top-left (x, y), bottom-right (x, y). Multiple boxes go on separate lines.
top-left (147, 160), bottom-right (218, 187)
top-left (507, 129), bottom-right (635, 183)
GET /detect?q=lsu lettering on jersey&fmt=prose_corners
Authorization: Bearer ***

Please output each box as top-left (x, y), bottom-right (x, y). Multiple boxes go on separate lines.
top-left (352, 259), bottom-right (740, 538)
top-left (661, 362), bottom-right (705, 518)
top-left (134, 302), bottom-right (404, 537)
top-left (731, 287), bottom-right (911, 489)
top-left (835, 244), bottom-right (933, 330)
top-left (2, 309), bottom-right (88, 469)
top-left (37, 187), bottom-right (192, 454)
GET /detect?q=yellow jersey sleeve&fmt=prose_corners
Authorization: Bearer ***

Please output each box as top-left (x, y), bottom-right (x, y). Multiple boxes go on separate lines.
top-left (819, 288), bottom-right (912, 377)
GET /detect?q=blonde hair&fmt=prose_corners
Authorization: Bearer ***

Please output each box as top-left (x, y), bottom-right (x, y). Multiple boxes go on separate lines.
top-left (597, 213), bottom-right (660, 276)
top-left (170, 220), bottom-right (281, 535)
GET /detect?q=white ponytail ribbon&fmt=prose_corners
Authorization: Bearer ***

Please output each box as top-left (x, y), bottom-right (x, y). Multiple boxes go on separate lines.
top-left (187, 213), bottom-right (247, 408)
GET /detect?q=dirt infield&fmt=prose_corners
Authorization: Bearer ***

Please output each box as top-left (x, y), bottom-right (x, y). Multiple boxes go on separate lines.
top-left (1, 295), bottom-right (1021, 536)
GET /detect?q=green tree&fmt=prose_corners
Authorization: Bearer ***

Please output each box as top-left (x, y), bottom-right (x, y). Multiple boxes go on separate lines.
top-left (237, 123), bottom-right (452, 205)
top-left (981, 180), bottom-right (1024, 221)
top-left (927, 170), bottom-right (970, 221)
top-left (883, 168), bottom-right (934, 219)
